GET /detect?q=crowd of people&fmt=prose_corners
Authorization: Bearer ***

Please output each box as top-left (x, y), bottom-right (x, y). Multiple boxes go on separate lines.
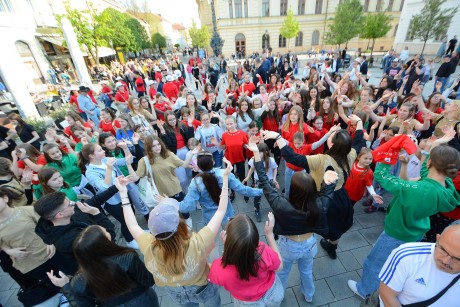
top-left (1, 43), bottom-right (460, 307)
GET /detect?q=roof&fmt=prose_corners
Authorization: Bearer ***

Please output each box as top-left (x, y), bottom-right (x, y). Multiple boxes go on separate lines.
top-left (172, 23), bottom-right (186, 30)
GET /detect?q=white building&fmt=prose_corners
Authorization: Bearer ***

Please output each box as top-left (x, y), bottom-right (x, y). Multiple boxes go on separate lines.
top-left (393, 0), bottom-right (460, 55)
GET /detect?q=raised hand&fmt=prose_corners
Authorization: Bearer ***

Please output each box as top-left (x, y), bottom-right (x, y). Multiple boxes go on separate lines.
top-left (106, 157), bottom-right (117, 169)
top-left (223, 157), bottom-right (232, 176)
top-left (324, 170), bottom-right (339, 185)
top-left (247, 135), bottom-right (260, 152)
top-left (75, 201), bottom-right (100, 216)
top-left (46, 270), bottom-right (70, 288)
top-left (191, 143), bottom-right (202, 154)
top-left (264, 212), bottom-right (275, 235)
top-left (261, 130), bottom-right (280, 140)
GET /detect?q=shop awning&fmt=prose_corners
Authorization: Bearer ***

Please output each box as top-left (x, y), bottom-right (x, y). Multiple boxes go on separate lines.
top-left (37, 34), bottom-right (115, 58)
top-left (38, 35), bottom-right (66, 47)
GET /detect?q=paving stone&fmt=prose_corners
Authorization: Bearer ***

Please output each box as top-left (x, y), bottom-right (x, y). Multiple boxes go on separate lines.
top-left (337, 251), bottom-right (362, 271)
top-left (313, 256), bottom-right (346, 280)
top-left (325, 271), bottom-right (361, 300)
top-left (360, 224), bottom-right (384, 245)
top-left (328, 296), bottom-right (362, 307)
top-left (351, 246), bottom-right (374, 266)
top-left (0, 289), bottom-right (14, 306)
top-left (0, 274), bottom-right (15, 291)
top-left (337, 231), bottom-right (369, 251)
top-left (293, 279), bottom-right (335, 306)
top-left (355, 212), bottom-right (385, 228)
top-left (281, 287), bottom-right (299, 307)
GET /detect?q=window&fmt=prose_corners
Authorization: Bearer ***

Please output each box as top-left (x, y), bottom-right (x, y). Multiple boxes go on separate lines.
top-left (312, 30), bottom-right (320, 45)
top-left (244, 0), bottom-right (248, 17)
top-left (400, 0), bottom-right (405, 11)
top-left (298, 0), bottom-right (306, 15)
top-left (295, 31), bottom-right (303, 47)
top-left (387, 0), bottom-right (394, 11)
top-left (0, 0), bottom-right (14, 12)
top-left (228, 0), bottom-right (233, 18)
top-left (315, 0), bottom-right (323, 14)
top-left (262, 0), bottom-right (270, 16)
top-left (364, 0), bottom-right (370, 12)
top-left (235, 0), bottom-right (242, 18)
top-left (280, 0), bottom-right (288, 16)
top-left (279, 34), bottom-right (286, 48)
top-left (405, 19), bottom-right (415, 41)
top-left (376, 0), bottom-right (382, 12)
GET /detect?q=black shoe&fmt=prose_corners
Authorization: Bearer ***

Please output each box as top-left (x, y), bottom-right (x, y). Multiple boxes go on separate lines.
top-left (255, 211), bottom-right (261, 222)
top-left (320, 239), bottom-right (337, 259)
top-left (377, 206), bottom-right (386, 213)
top-left (364, 205), bottom-right (377, 213)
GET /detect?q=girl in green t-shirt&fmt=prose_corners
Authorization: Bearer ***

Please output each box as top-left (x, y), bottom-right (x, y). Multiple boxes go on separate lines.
top-left (35, 167), bottom-right (77, 201)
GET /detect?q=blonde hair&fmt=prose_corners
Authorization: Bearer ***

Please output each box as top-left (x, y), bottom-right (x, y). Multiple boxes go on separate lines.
top-left (282, 105), bottom-right (304, 132)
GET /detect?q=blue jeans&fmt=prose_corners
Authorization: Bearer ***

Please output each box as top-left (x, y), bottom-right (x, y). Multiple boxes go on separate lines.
top-left (233, 275), bottom-right (284, 307)
top-left (212, 150), bottom-right (223, 168)
top-left (277, 235), bottom-right (317, 300)
top-left (163, 283), bottom-right (220, 307)
top-left (86, 108), bottom-right (100, 127)
top-left (284, 167), bottom-right (305, 196)
top-left (356, 231), bottom-right (406, 297)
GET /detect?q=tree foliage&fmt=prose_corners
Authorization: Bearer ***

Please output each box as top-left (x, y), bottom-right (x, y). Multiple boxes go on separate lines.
top-left (361, 12), bottom-right (392, 57)
top-left (100, 8), bottom-right (137, 52)
top-left (280, 9), bottom-right (300, 49)
top-left (58, 1), bottom-right (112, 64)
top-left (151, 32), bottom-right (167, 52)
top-left (408, 0), bottom-right (458, 55)
top-left (326, 0), bottom-right (364, 48)
top-left (125, 18), bottom-right (151, 50)
top-left (188, 20), bottom-right (211, 48)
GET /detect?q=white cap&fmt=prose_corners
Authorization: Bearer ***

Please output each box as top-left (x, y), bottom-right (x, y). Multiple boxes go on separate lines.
top-left (146, 80), bottom-right (155, 87)
top-left (174, 70), bottom-right (181, 77)
top-left (165, 75), bottom-right (173, 82)
top-left (115, 82), bottom-right (124, 88)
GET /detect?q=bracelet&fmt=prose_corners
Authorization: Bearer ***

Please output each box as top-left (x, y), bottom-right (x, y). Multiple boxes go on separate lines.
top-left (421, 150), bottom-right (429, 156)
top-left (121, 202), bottom-right (131, 206)
top-left (276, 135), bottom-right (282, 140)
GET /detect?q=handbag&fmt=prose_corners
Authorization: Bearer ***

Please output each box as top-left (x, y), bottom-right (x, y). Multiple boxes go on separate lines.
top-left (137, 156), bottom-right (160, 208)
top-left (17, 281), bottom-right (59, 306)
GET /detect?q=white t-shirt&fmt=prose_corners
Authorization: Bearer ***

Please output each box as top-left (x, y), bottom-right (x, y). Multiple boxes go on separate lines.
top-left (248, 157), bottom-right (278, 181)
top-left (379, 243), bottom-right (460, 306)
top-left (407, 155), bottom-right (421, 179)
top-left (175, 97), bottom-right (186, 110)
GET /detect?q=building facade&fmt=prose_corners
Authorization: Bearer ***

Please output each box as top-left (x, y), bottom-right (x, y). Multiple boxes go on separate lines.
top-left (393, 0), bottom-right (460, 55)
top-left (196, 0), bottom-right (403, 57)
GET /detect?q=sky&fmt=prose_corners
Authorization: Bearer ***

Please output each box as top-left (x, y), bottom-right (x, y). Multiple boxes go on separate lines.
top-left (125, 0), bottom-right (200, 28)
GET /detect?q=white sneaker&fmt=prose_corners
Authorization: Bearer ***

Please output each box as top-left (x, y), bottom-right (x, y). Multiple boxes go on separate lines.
top-left (347, 280), bottom-right (365, 299)
top-left (304, 295), bottom-right (313, 303)
top-left (126, 240), bottom-right (139, 249)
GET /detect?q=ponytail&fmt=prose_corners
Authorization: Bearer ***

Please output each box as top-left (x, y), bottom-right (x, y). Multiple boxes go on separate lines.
top-left (78, 143), bottom-right (96, 173)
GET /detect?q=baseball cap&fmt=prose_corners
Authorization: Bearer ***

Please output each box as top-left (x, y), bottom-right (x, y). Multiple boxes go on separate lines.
top-left (148, 198), bottom-right (180, 240)
top-left (165, 75), bottom-right (173, 82)
top-left (115, 82), bottom-right (124, 88)
top-left (146, 80), bottom-right (155, 87)
top-left (115, 77), bottom-right (123, 81)
top-left (444, 54), bottom-right (452, 58)
top-left (78, 86), bottom-right (89, 92)
top-left (392, 58), bottom-right (399, 62)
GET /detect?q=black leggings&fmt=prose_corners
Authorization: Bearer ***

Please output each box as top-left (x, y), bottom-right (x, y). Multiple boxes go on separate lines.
top-left (104, 204), bottom-right (134, 242)
top-left (0, 251), bottom-right (38, 289)
top-left (265, 139), bottom-right (281, 166)
top-left (233, 161), bottom-right (246, 182)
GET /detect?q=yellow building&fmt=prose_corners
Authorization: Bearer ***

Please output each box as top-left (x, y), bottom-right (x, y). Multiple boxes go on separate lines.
top-left (196, 0), bottom-right (403, 56)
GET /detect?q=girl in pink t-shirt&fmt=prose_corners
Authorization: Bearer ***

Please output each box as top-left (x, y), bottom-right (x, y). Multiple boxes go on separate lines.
top-left (208, 213), bottom-right (284, 305)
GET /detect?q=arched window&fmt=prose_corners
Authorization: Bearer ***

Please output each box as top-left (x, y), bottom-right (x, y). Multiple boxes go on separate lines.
top-left (295, 31), bottom-right (303, 47)
top-left (311, 30), bottom-right (320, 46)
top-left (262, 33), bottom-right (270, 49)
top-left (278, 34), bottom-right (286, 48)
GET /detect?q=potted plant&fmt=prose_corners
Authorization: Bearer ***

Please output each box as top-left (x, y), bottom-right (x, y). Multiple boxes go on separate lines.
top-left (49, 105), bottom-right (70, 129)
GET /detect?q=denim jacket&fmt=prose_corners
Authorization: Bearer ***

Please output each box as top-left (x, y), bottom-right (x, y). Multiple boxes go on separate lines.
top-left (85, 158), bottom-right (126, 205)
top-left (179, 168), bottom-right (263, 225)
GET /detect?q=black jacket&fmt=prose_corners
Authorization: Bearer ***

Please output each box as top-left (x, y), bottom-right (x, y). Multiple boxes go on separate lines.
top-left (35, 186), bottom-right (118, 274)
top-left (159, 125), bottom-right (194, 154)
top-left (68, 253), bottom-right (155, 307)
top-left (254, 161), bottom-right (336, 236)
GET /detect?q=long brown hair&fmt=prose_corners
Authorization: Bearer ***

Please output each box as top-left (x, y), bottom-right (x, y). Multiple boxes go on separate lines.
top-left (319, 97), bottom-right (335, 126)
top-left (257, 143), bottom-right (270, 172)
top-left (0, 157), bottom-right (15, 178)
top-left (236, 98), bottom-right (255, 122)
top-left (196, 154), bottom-right (221, 205)
top-left (282, 105), bottom-right (304, 132)
top-left (152, 220), bottom-right (191, 275)
top-left (38, 168), bottom-right (70, 195)
top-left (73, 225), bottom-right (137, 301)
top-left (43, 143), bottom-right (67, 167)
top-left (16, 144), bottom-right (41, 163)
top-left (222, 214), bottom-right (261, 281)
top-left (289, 172), bottom-right (320, 226)
top-left (8, 113), bottom-right (28, 133)
top-left (144, 135), bottom-right (170, 163)
top-left (78, 143), bottom-right (98, 173)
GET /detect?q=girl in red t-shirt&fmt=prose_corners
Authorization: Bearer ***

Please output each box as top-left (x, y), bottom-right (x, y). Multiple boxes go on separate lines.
top-left (281, 105), bottom-right (313, 143)
top-left (307, 116), bottom-right (329, 155)
top-left (153, 93), bottom-right (172, 121)
top-left (316, 97), bottom-right (338, 131)
top-left (99, 108), bottom-right (121, 136)
top-left (214, 116), bottom-right (248, 199)
top-left (226, 78), bottom-right (240, 101)
top-left (222, 96), bottom-right (238, 115)
top-left (64, 111), bottom-right (93, 143)
top-left (344, 148), bottom-right (383, 210)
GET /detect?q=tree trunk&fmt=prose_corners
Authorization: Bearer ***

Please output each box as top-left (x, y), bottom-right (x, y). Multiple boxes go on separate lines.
top-left (421, 39), bottom-right (427, 57)
top-left (370, 38), bottom-right (375, 59)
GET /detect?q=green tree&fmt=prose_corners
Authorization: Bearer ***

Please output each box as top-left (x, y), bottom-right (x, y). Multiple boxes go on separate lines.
top-left (58, 1), bottom-right (113, 64)
top-left (326, 0), bottom-right (364, 48)
top-left (151, 32), bottom-right (167, 53)
top-left (188, 20), bottom-right (211, 48)
top-left (408, 0), bottom-right (458, 55)
top-left (280, 9), bottom-right (300, 49)
top-left (100, 8), bottom-right (137, 52)
top-left (361, 12), bottom-right (392, 58)
top-left (126, 18), bottom-right (151, 50)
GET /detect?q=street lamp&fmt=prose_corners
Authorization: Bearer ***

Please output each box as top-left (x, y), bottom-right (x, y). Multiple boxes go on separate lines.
top-left (209, 0), bottom-right (224, 57)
